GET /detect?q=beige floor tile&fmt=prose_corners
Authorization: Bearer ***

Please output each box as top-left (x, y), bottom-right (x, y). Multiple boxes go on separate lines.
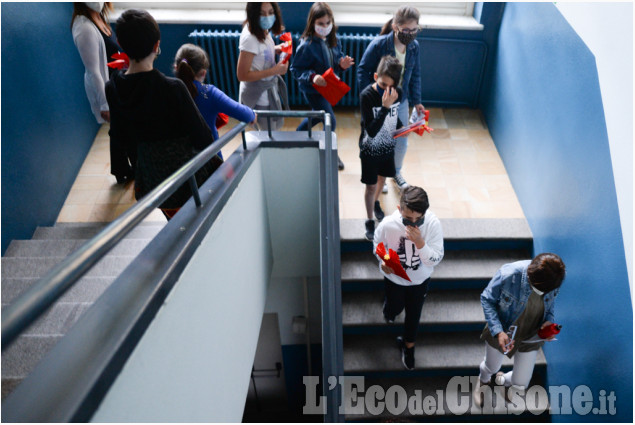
top-left (451, 201), bottom-right (473, 218)
top-left (95, 188), bottom-right (126, 205)
top-left (57, 204), bottom-right (94, 222)
top-left (72, 175), bottom-right (109, 191)
top-left (78, 162), bottom-right (110, 176)
top-left (431, 128), bottom-right (450, 139)
top-left (66, 189), bottom-right (100, 205)
top-left (449, 128), bottom-right (469, 140)
top-left (88, 204), bottom-right (116, 222)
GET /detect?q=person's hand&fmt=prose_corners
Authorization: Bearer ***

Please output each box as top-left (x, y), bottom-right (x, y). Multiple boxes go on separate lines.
top-left (405, 225), bottom-right (425, 249)
top-left (415, 103), bottom-right (425, 115)
top-left (497, 331), bottom-right (513, 352)
top-left (271, 61), bottom-right (289, 75)
top-left (313, 74), bottom-right (327, 87)
top-left (540, 321), bottom-right (557, 341)
top-left (249, 113), bottom-right (258, 127)
top-left (100, 110), bottom-right (111, 123)
top-left (380, 260), bottom-right (394, 275)
top-left (339, 55), bottom-right (354, 70)
top-left (381, 87), bottom-right (398, 108)
top-left (274, 44), bottom-right (283, 54)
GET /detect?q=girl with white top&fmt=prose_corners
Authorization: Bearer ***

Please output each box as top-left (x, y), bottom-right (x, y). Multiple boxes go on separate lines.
top-left (236, 2), bottom-right (289, 131)
top-left (72, 2), bottom-right (135, 184)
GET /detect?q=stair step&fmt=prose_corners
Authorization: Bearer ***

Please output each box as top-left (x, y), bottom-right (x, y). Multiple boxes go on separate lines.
top-left (1, 302), bottom-right (93, 336)
top-left (4, 238), bottom-right (153, 258)
top-left (31, 224), bottom-right (163, 240)
top-left (342, 289), bottom-right (484, 328)
top-left (343, 332), bottom-right (546, 374)
top-left (1, 255), bottom-right (135, 279)
top-left (342, 375), bottom-right (550, 421)
top-left (341, 250), bottom-right (528, 283)
top-left (2, 277), bottom-right (113, 305)
top-left (1, 335), bottom-right (63, 380)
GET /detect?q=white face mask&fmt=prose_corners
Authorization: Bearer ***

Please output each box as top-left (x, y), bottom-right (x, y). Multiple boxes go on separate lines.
top-left (315, 23), bottom-right (333, 38)
top-left (85, 2), bottom-right (104, 13)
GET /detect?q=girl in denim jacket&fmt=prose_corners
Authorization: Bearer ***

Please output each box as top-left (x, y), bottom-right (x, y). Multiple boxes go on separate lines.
top-left (357, 6), bottom-right (424, 191)
top-left (290, 2), bottom-right (354, 170)
top-left (473, 253), bottom-right (566, 406)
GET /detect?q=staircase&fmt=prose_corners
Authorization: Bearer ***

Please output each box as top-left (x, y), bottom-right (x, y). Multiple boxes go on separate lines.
top-left (1, 222), bottom-right (164, 400)
top-left (340, 218), bottom-right (550, 421)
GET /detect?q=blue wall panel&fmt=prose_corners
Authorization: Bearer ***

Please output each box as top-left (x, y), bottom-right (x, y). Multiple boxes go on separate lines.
top-left (1, 2), bottom-right (98, 253)
top-left (481, 3), bottom-right (632, 421)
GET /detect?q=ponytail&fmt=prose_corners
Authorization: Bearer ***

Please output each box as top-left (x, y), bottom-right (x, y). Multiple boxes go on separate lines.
top-left (379, 18), bottom-right (393, 35)
top-left (174, 43), bottom-right (211, 99)
top-left (380, 6), bottom-right (420, 36)
top-left (176, 59), bottom-right (198, 99)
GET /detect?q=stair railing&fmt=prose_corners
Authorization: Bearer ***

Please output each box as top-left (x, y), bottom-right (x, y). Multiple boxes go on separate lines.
top-left (2, 110), bottom-right (343, 422)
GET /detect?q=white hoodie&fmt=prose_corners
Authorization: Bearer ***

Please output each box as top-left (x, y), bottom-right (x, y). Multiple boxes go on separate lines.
top-left (373, 209), bottom-right (444, 286)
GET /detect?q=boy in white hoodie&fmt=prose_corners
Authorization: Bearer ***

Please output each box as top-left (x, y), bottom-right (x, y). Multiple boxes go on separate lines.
top-left (373, 186), bottom-right (444, 370)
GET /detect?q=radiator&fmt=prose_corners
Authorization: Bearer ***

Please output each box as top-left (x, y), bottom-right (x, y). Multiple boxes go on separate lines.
top-left (188, 30), bottom-right (376, 107)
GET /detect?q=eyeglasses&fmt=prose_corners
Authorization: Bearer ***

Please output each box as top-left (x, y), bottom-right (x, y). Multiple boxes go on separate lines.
top-left (399, 27), bottom-right (420, 35)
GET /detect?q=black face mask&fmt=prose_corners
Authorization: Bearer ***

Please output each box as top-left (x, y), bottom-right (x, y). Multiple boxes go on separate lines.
top-left (397, 31), bottom-right (417, 46)
top-left (402, 216), bottom-right (424, 228)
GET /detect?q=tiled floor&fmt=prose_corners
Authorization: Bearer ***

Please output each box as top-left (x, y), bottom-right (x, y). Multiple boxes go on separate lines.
top-left (56, 107), bottom-right (524, 223)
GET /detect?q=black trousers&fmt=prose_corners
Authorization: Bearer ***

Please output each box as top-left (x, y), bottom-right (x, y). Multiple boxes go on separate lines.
top-left (383, 277), bottom-right (430, 344)
top-left (110, 135), bottom-right (136, 179)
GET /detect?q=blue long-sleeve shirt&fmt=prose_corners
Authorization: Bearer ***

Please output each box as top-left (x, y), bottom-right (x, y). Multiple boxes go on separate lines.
top-left (193, 80), bottom-right (255, 141)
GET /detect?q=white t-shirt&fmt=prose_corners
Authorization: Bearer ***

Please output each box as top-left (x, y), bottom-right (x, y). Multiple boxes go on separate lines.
top-left (239, 24), bottom-right (276, 106)
top-left (373, 210), bottom-right (444, 286)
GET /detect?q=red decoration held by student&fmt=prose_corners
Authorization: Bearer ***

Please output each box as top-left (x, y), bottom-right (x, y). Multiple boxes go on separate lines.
top-left (312, 68), bottom-right (351, 106)
top-left (107, 52), bottom-right (129, 70)
top-left (279, 32), bottom-right (293, 65)
top-left (375, 242), bottom-right (411, 282)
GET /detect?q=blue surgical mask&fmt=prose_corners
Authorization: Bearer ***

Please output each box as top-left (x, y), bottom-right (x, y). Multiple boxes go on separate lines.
top-left (376, 85), bottom-right (385, 97)
top-left (260, 15), bottom-right (276, 31)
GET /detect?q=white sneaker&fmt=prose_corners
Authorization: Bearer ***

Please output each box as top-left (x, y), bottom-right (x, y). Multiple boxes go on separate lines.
top-left (394, 174), bottom-right (409, 190)
top-left (382, 183), bottom-right (388, 193)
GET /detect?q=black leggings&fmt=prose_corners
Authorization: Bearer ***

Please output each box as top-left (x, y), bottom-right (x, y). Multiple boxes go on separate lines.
top-left (383, 277), bottom-right (430, 344)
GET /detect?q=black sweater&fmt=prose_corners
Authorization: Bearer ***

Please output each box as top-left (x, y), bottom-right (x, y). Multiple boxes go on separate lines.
top-left (106, 68), bottom-right (212, 150)
top-left (358, 84), bottom-right (403, 158)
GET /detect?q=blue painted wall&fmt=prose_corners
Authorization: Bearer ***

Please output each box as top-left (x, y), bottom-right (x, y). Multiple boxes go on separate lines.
top-left (480, 3), bottom-right (632, 421)
top-left (1, 2), bottom-right (99, 253)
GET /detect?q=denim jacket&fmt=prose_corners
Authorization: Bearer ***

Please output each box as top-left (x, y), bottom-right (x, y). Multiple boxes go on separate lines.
top-left (356, 31), bottom-right (422, 106)
top-left (290, 36), bottom-right (345, 95)
top-left (480, 260), bottom-right (559, 337)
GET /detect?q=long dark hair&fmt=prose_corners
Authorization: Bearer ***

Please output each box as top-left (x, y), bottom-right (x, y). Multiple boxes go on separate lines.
top-left (244, 2), bottom-right (284, 42)
top-left (71, 2), bottom-right (113, 30)
top-left (379, 5), bottom-right (420, 36)
top-left (301, 2), bottom-right (338, 48)
top-left (175, 44), bottom-right (210, 99)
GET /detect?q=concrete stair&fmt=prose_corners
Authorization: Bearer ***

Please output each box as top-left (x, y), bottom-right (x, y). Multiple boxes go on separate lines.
top-left (1, 222), bottom-right (164, 400)
top-left (339, 218), bottom-right (549, 421)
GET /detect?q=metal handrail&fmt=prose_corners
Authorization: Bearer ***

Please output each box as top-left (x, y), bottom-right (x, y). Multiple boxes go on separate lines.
top-left (1, 121), bottom-right (248, 348)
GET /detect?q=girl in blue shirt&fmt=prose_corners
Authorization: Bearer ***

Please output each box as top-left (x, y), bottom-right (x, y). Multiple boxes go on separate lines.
top-left (175, 43), bottom-right (256, 159)
top-left (291, 2), bottom-right (354, 170)
top-left (357, 6), bottom-right (424, 190)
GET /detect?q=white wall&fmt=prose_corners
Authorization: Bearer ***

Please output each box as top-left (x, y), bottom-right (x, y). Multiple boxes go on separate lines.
top-left (92, 155), bottom-right (273, 422)
top-left (556, 2), bottom-right (633, 292)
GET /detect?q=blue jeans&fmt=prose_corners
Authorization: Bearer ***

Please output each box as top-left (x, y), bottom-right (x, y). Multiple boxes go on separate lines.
top-left (296, 93), bottom-right (337, 131)
top-left (394, 99), bottom-right (409, 176)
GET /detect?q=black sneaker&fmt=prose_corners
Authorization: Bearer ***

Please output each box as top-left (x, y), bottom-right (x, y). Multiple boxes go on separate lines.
top-left (374, 200), bottom-right (385, 221)
top-left (338, 156), bottom-right (345, 171)
top-left (397, 336), bottom-right (415, 370)
top-left (365, 219), bottom-right (375, 241)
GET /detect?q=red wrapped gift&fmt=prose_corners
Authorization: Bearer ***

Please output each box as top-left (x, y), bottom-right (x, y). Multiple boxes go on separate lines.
top-left (392, 110), bottom-right (433, 138)
top-left (375, 242), bottom-right (411, 282)
top-left (279, 32), bottom-right (293, 64)
top-left (215, 112), bottom-right (229, 129)
top-left (312, 67), bottom-right (350, 106)
top-left (107, 52), bottom-right (129, 70)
